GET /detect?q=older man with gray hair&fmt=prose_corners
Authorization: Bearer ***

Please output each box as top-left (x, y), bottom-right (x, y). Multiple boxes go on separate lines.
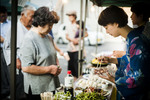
top-left (3, 5), bottom-right (35, 100)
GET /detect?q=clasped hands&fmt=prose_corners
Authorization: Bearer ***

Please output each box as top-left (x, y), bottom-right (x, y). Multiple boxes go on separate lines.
top-left (49, 65), bottom-right (62, 76)
top-left (72, 38), bottom-right (79, 45)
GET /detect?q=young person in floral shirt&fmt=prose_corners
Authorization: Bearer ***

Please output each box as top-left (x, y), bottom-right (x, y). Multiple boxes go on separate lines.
top-left (98, 5), bottom-right (150, 100)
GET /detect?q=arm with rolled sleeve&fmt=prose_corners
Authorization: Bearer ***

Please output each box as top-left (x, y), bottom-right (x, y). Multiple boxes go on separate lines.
top-left (20, 35), bottom-right (61, 76)
top-left (20, 37), bottom-right (49, 74)
top-left (20, 37), bottom-right (36, 68)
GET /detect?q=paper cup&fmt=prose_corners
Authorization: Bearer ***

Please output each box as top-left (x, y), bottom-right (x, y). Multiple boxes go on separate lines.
top-left (40, 92), bottom-right (53, 100)
top-left (64, 52), bottom-right (70, 61)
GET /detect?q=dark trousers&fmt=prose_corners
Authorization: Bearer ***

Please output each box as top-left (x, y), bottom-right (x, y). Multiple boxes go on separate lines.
top-left (68, 51), bottom-right (83, 78)
top-left (1, 48), bottom-right (10, 99)
top-left (1, 48), bottom-right (25, 100)
top-left (25, 86), bottom-right (41, 100)
top-left (68, 51), bottom-right (79, 78)
top-left (7, 66), bottom-right (25, 100)
top-left (16, 70), bottom-right (25, 100)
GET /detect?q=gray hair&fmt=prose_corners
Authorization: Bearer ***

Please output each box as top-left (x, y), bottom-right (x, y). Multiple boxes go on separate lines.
top-left (21, 5), bottom-right (36, 16)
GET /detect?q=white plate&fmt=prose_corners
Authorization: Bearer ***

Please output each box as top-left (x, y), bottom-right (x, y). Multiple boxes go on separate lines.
top-left (82, 74), bottom-right (89, 79)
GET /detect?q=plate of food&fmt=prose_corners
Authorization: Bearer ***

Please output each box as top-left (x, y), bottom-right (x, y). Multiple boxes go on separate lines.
top-left (91, 58), bottom-right (108, 67)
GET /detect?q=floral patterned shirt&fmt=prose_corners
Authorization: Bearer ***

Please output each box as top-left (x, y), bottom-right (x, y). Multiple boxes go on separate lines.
top-left (115, 26), bottom-right (150, 98)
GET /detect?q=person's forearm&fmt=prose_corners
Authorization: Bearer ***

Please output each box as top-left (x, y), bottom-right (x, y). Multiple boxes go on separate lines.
top-left (0, 36), bottom-right (4, 43)
top-left (54, 43), bottom-right (60, 52)
top-left (109, 77), bottom-right (115, 83)
top-left (22, 65), bottom-right (50, 75)
top-left (16, 58), bottom-right (22, 69)
top-left (109, 57), bottom-right (118, 64)
top-left (84, 31), bottom-right (88, 37)
top-left (80, 31), bottom-right (88, 39)
top-left (80, 34), bottom-right (88, 40)
top-left (66, 34), bottom-right (72, 42)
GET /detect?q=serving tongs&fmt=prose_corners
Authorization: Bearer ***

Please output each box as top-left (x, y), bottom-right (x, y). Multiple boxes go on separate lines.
top-left (97, 54), bottom-right (103, 68)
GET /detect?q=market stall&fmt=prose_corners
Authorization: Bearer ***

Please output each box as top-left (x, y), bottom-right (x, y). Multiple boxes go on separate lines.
top-left (2, 0), bottom-right (150, 100)
top-left (39, 58), bottom-right (117, 100)
top-left (74, 64), bottom-right (117, 100)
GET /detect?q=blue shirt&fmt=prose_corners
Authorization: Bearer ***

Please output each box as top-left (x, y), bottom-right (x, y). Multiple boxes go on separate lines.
top-left (49, 30), bottom-right (54, 39)
top-left (0, 20), bottom-right (11, 48)
top-left (115, 26), bottom-right (150, 98)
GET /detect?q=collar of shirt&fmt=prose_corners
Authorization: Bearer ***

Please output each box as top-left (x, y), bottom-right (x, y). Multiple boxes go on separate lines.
top-left (0, 19), bottom-right (9, 24)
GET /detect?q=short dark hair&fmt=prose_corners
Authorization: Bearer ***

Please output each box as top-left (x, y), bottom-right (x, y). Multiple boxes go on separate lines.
top-left (98, 5), bottom-right (128, 28)
top-left (32, 7), bottom-right (58, 27)
top-left (0, 6), bottom-right (7, 14)
top-left (131, 2), bottom-right (150, 22)
top-left (76, 20), bottom-right (84, 29)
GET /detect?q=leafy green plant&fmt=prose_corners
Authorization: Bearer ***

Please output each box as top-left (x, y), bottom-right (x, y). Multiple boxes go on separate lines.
top-left (75, 92), bottom-right (106, 100)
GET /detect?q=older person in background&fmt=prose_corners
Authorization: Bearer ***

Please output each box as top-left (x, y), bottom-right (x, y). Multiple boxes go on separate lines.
top-left (20, 7), bottom-right (62, 100)
top-left (0, 6), bottom-right (11, 100)
top-left (3, 5), bottom-right (35, 100)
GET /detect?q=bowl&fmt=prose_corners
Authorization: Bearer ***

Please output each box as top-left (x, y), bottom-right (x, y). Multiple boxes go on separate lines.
top-left (91, 58), bottom-right (108, 67)
top-left (91, 62), bottom-right (108, 67)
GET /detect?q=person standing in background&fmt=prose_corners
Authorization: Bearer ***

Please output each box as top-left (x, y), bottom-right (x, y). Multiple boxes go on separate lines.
top-left (0, 6), bottom-right (11, 100)
top-left (0, 6), bottom-right (11, 47)
top-left (69, 20), bottom-right (88, 59)
top-left (3, 5), bottom-right (35, 100)
top-left (65, 10), bottom-right (79, 80)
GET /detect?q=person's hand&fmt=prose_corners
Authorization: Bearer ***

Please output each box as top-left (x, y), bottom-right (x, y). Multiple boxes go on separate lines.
top-left (0, 36), bottom-right (4, 43)
top-left (97, 56), bottom-right (110, 63)
top-left (49, 65), bottom-right (62, 76)
top-left (57, 67), bottom-right (62, 76)
top-left (97, 56), bottom-right (118, 64)
top-left (59, 50), bottom-right (64, 56)
top-left (16, 58), bottom-right (21, 69)
top-left (99, 71), bottom-right (115, 83)
top-left (72, 38), bottom-right (79, 45)
top-left (113, 50), bottom-right (126, 58)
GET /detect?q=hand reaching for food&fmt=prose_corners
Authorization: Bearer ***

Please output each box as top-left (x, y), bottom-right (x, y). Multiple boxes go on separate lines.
top-left (113, 50), bottom-right (126, 58)
top-left (97, 56), bottom-right (118, 64)
top-left (97, 56), bottom-right (109, 64)
top-left (99, 72), bottom-right (115, 83)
